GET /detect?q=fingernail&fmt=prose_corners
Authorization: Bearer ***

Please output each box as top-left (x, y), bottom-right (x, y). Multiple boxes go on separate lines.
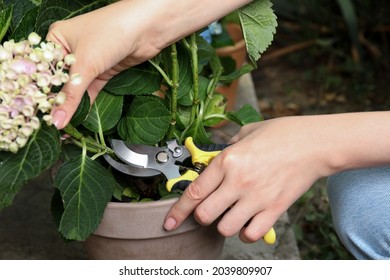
top-left (164, 217), bottom-right (177, 231)
top-left (52, 110), bottom-right (67, 129)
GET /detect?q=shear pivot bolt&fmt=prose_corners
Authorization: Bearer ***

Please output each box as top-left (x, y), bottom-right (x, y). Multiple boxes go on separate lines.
top-left (156, 151), bottom-right (169, 163)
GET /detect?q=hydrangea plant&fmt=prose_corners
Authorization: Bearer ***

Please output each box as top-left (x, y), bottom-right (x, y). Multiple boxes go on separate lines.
top-left (0, 0), bottom-right (277, 241)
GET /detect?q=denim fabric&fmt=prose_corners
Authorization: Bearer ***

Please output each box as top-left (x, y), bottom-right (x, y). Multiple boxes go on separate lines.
top-left (327, 167), bottom-right (390, 259)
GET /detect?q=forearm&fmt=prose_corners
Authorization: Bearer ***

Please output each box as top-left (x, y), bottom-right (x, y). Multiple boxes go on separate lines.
top-left (119, 0), bottom-right (252, 51)
top-left (298, 111), bottom-right (390, 177)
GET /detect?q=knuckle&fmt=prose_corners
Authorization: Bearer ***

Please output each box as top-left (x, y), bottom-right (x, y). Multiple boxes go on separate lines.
top-left (47, 21), bottom-right (60, 34)
top-left (185, 181), bottom-right (204, 201)
top-left (243, 230), bottom-right (260, 243)
top-left (194, 207), bottom-right (212, 225)
top-left (170, 202), bottom-right (188, 221)
top-left (219, 149), bottom-right (239, 168)
top-left (217, 222), bottom-right (236, 237)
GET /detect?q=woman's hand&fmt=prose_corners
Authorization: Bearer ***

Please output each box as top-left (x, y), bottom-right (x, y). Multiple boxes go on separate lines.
top-left (164, 116), bottom-right (339, 242)
top-left (47, 0), bottom-right (164, 129)
top-left (47, 0), bottom-right (251, 129)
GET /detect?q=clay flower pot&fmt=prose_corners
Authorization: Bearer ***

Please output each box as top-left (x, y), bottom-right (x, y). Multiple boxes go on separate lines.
top-left (84, 197), bottom-right (225, 259)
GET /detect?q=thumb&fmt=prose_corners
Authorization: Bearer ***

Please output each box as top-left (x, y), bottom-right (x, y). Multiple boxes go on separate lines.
top-left (47, 30), bottom-right (100, 130)
top-left (50, 57), bottom-right (99, 130)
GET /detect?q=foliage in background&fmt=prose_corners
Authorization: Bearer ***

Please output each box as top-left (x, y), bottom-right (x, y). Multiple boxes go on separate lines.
top-left (271, 0), bottom-right (390, 65)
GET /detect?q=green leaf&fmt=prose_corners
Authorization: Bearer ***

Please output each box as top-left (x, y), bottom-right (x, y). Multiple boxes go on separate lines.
top-left (197, 34), bottom-right (217, 71)
top-left (220, 63), bottom-right (254, 84)
top-left (0, 123), bottom-right (61, 209)
top-left (54, 155), bottom-right (116, 241)
top-left (117, 96), bottom-right (171, 145)
top-left (104, 62), bottom-right (161, 95)
top-left (161, 43), bottom-right (193, 103)
top-left (176, 43), bottom-right (193, 101)
top-left (4, 0), bottom-right (38, 34)
top-left (11, 6), bottom-right (39, 41)
top-left (336, 0), bottom-right (362, 59)
top-left (227, 104), bottom-right (263, 126)
top-left (70, 91), bottom-right (90, 127)
top-left (60, 143), bottom-right (82, 162)
top-left (178, 75), bottom-right (209, 106)
top-left (83, 90), bottom-right (123, 133)
top-left (239, 0), bottom-right (278, 66)
top-left (202, 92), bottom-right (227, 126)
top-left (175, 105), bottom-right (192, 130)
top-left (0, 4), bottom-right (12, 41)
top-left (183, 119), bottom-right (212, 145)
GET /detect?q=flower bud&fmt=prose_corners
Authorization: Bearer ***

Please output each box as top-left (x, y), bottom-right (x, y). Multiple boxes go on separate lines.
top-left (55, 91), bottom-right (66, 105)
top-left (36, 73), bottom-right (51, 87)
top-left (70, 73), bottom-right (82, 85)
top-left (28, 32), bottom-right (42, 46)
top-left (60, 73), bottom-right (69, 83)
top-left (38, 100), bottom-right (51, 112)
top-left (0, 47), bottom-right (12, 61)
top-left (10, 58), bottom-right (37, 75)
top-left (30, 117), bottom-right (40, 130)
top-left (29, 48), bottom-right (43, 62)
top-left (64, 54), bottom-right (76, 66)
top-left (16, 136), bottom-right (28, 148)
top-left (1, 119), bottom-right (13, 130)
top-left (19, 125), bottom-right (34, 138)
top-left (13, 41), bottom-right (28, 55)
top-left (37, 61), bottom-right (49, 72)
top-left (43, 50), bottom-right (54, 62)
top-left (12, 114), bottom-right (25, 126)
top-left (9, 142), bottom-right (19, 153)
top-left (43, 114), bottom-right (53, 126)
top-left (22, 105), bottom-right (35, 117)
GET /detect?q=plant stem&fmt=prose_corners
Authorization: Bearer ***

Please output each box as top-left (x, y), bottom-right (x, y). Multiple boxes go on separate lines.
top-left (188, 34), bottom-right (199, 124)
top-left (148, 59), bottom-right (173, 87)
top-left (204, 57), bottom-right (223, 110)
top-left (62, 123), bottom-right (113, 154)
top-left (81, 137), bottom-right (87, 159)
top-left (69, 138), bottom-right (101, 154)
top-left (167, 43), bottom-right (179, 140)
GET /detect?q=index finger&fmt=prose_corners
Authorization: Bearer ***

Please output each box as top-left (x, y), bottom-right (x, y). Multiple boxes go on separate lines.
top-left (163, 157), bottom-right (225, 231)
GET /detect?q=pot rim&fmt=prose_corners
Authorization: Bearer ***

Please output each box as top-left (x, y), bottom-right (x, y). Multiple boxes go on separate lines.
top-left (105, 197), bottom-right (179, 209)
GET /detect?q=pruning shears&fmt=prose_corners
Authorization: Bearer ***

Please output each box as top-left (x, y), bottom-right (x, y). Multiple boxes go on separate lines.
top-left (104, 137), bottom-right (276, 245)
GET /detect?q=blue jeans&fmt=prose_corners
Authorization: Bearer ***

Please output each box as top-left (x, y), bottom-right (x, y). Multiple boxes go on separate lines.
top-left (327, 167), bottom-right (390, 259)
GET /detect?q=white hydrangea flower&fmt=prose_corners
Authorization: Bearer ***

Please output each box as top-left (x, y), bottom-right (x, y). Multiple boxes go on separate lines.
top-left (0, 32), bottom-right (77, 153)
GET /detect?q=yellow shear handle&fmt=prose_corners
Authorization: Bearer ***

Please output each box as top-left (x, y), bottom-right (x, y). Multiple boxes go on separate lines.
top-left (263, 228), bottom-right (276, 245)
top-left (166, 137), bottom-right (220, 191)
top-left (185, 137), bottom-right (221, 166)
top-left (166, 137), bottom-right (220, 192)
top-left (166, 169), bottom-right (199, 192)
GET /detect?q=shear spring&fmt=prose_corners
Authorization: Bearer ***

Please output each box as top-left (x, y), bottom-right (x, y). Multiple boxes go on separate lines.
top-left (193, 162), bottom-right (206, 174)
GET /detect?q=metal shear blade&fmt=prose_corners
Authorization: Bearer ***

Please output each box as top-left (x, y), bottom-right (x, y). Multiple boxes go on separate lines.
top-left (107, 139), bottom-right (190, 180)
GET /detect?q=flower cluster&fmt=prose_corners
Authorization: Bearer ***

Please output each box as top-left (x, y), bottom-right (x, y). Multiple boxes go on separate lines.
top-left (0, 32), bottom-right (76, 153)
